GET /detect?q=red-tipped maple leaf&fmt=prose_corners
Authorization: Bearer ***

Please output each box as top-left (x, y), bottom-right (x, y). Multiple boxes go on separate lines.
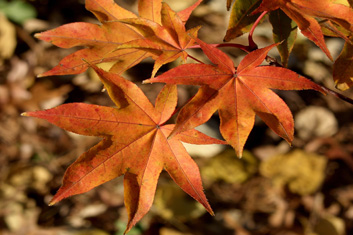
top-left (145, 39), bottom-right (325, 157)
top-left (23, 65), bottom-right (224, 233)
top-left (35, 0), bottom-right (201, 78)
top-left (252, 0), bottom-right (353, 60)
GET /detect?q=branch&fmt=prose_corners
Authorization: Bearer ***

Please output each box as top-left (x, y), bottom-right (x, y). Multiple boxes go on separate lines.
top-left (266, 55), bottom-right (353, 105)
top-left (319, 86), bottom-right (353, 105)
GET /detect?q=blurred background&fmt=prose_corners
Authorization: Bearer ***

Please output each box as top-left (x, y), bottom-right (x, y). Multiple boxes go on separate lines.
top-left (1, 0), bottom-right (353, 234)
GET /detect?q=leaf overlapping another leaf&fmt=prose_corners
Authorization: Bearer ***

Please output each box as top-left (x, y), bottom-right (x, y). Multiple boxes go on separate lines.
top-left (35, 0), bottom-right (150, 77)
top-left (23, 65), bottom-right (224, 233)
top-left (224, 0), bottom-right (262, 41)
top-left (269, 9), bottom-right (297, 67)
top-left (35, 0), bottom-right (202, 78)
top-left (252, 0), bottom-right (353, 61)
top-left (20, 0), bottom-right (353, 233)
top-left (146, 39), bottom-right (325, 157)
top-left (115, 1), bottom-right (202, 77)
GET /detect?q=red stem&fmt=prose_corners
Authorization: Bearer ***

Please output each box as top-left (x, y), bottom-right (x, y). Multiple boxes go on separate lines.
top-left (188, 11), bottom-right (268, 53)
top-left (266, 56), bottom-right (353, 106)
top-left (187, 54), bottom-right (205, 64)
top-left (248, 11), bottom-right (268, 50)
top-left (188, 43), bottom-right (250, 52)
top-left (319, 86), bottom-right (353, 105)
top-left (265, 55), bottom-right (353, 106)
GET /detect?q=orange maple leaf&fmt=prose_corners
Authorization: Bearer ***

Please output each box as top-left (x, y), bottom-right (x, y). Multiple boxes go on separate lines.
top-left (145, 39), bottom-right (325, 156)
top-left (35, 0), bottom-right (147, 77)
top-left (115, 0), bottom-right (202, 77)
top-left (35, 0), bottom-right (201, 77)
top-left (23, 65), bottom-right (224, 233)
top-left (252, 0), bottom-right (353, 60)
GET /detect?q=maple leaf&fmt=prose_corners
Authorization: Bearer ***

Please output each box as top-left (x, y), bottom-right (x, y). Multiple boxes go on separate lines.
top-left (320, 20), bottom-right (352, 41)
top-left (35, 0), bottom-right (149, 77)
top-left (145, 39), bottom-right (325, 157)
top-left (269, 9), bottom-right (297, 67)
top-left (115, 0), bottom-right (202, 77)
top-left (252, 0), bottom-right (353, 60)
top-left (333, 40), bottom-right (353, 90)
top-left (224, 0), bottom-right (262, 41)
top-left (22, 64), bottom-right (224, 233)
top-left (35, 0), bottom-right (201, 78)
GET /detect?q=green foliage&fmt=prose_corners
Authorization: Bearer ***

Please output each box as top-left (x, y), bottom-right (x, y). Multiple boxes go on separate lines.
top-left (0, 0), bottom-right (36, 24)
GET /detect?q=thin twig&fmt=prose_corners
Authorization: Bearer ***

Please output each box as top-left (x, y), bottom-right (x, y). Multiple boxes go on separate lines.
top-left (319, 86), bottom-right (353, 105)
top-left (266, 55), bottom-right (353, 105)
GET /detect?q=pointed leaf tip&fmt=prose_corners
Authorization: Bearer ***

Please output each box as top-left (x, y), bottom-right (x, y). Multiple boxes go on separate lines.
top-left (21, 111), bottom-right (38, 117)
top-left (49, 195), bottom-right (61, 206)
top-left (48, 200), bottom-right (56, 206)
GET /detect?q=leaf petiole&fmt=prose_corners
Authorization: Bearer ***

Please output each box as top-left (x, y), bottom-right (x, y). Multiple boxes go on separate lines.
top-left (187, 53), bottom-right (205, 64)
top-left (248, 11), bottom-right (268, 51)
top-left (189, 43), bottom-right (250, 52)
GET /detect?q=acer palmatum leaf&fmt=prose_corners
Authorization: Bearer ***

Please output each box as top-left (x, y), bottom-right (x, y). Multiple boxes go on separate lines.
top-left (145, 39), bottom-right (325, 157)
top-left (22, 65), bottom-right (225, 233)
top-left (35, 0), bottom-right (202, 78)
top-left (115, 1), bottom-right (201, 77)
top-left (253, 0), bottom-right (353, 60)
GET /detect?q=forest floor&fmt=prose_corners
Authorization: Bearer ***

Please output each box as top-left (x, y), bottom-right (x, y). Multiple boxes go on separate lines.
top-left (1, 0), bottom-right (353, 235)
